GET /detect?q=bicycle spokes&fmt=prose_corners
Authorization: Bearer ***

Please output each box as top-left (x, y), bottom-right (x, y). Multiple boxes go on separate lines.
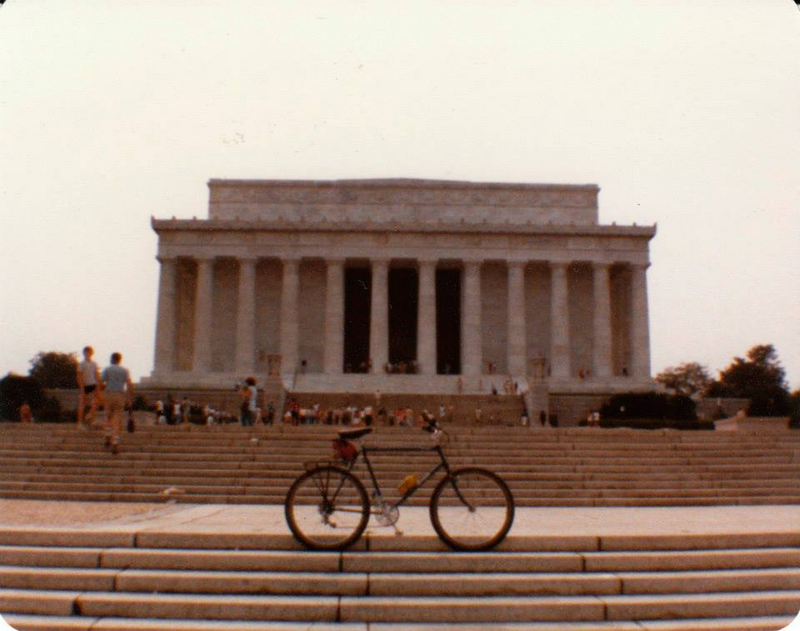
top-left (430, 468), bottom-right (514, 551)
top-left (285, 465), bottom-right (370, 550)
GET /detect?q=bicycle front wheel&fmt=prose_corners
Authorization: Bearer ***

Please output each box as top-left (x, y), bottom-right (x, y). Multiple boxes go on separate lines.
top-left (430, 467), bottom-right (515, 551)
top-left (284, 465), bottom-right (370, 551)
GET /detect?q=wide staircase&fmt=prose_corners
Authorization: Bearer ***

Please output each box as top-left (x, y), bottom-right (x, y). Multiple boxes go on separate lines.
top-left (0, 424), bottom-right (799, 629)
top-left (0, 424), bottom-right (798, 506)
top-left (0, 522), bottom-right (798, 630)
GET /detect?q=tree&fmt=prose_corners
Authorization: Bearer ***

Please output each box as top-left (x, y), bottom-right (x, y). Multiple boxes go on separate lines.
top-left (28, 351), bottom-right (78, 389)
top-left (655, 362), bottom-right (711, 397)
top-left (707, 344), bottom-right (791, 417)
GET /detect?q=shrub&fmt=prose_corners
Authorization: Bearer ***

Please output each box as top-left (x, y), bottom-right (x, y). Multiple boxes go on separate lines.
top-left (37, 396), bottom-right (65, 423)
top-left (599, 392), bottom-right (700, 429)
top-left (0, 374), bottom-right (45, 421)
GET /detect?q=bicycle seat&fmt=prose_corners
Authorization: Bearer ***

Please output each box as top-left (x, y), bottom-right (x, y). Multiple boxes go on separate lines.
top-left (338, 427), bottom-right (373, 440)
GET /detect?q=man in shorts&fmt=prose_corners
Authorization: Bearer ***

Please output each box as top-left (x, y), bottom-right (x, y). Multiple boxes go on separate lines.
top-left (100, 352), bottom-right (133, 454)
top-left (76, 346), bottom-right (102, 429)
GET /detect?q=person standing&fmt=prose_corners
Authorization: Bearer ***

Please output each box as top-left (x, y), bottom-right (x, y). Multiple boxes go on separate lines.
top-left (19, 402), bottom-right (33, 424)
top-left (239, 377), bottom-right (257, 427)
top-left (100, 352), bottom-right (133, 454)
top-left (76, 346), bottom-right (102, 429)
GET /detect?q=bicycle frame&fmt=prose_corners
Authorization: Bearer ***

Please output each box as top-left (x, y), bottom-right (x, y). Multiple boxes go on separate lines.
top-left (345, 441), bottom-right (454, 509)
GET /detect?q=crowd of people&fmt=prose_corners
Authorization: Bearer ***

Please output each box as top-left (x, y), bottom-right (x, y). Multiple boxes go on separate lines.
top-left (281, 397), bottom-right (451, 427)
top-left (63, 350), bottom-right (558, 456)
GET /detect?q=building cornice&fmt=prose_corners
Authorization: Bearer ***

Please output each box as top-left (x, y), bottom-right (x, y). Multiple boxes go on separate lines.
top-left (208, 178), bottom-right (600, 194)
top-left (151, 217), bottom-right (656, 239)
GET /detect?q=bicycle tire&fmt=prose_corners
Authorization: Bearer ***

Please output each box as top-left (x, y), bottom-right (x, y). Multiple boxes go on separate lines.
top-left (429, 467), bottom-right (515, 551)
top-left (284, 465), bottom-right (370, 551)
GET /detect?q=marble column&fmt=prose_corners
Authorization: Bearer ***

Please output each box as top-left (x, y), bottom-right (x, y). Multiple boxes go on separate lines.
top-left (324, 258), bottom-right (345, 374)
top-left (279, 258), bottom-right (300, 374)
top-left (416, 258), bottom-right (437, 375)
top-left (630, 263), bottom-right (651, 379)
top-left (235, 256), bottom-right (257, 375)
top-left (549, 262), bottom-right (570, 379)
top-left (369, 259), bottom-right (389, 373)
top-left (507, 261), bottom-right (527, 376)
top-left (592, 263), bottom-right (613, 379)
top-left (462, 260), bottom-right (482, 376)
top-left (153, 256), bottom-right (177, 374)
top-left (193, 257), bottom-right (215, 374)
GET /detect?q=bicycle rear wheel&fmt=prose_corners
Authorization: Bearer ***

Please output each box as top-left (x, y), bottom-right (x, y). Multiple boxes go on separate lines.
top-left (285, 465), bottom-right (369, 551)
top-left (429, 467), bottom-right (514, 551)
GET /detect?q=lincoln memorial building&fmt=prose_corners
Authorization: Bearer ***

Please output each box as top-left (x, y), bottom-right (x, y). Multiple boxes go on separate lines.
top-left (144, 178), bottom-right (656, 420)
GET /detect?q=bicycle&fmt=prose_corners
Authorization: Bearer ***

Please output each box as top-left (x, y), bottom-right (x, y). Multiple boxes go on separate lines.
top-left (284, 416), bottom-right (515, 551)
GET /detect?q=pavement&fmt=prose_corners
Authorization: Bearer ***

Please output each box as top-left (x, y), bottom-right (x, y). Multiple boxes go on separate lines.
top-left (0, 499), bottom-right (798, 541)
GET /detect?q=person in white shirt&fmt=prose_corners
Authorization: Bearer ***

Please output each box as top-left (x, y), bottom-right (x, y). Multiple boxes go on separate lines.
top-left (76, 346), bottom-right (102, 429)
top-left (239, 377), bottom-right (257, 426)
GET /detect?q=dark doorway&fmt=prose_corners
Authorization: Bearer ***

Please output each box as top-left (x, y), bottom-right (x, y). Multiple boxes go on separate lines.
top-left (344, 268), bottom-right (371, 373)
top-left (436, 268), bottom-right (461, 374)
top-left (388, 268), bottom-right (418, 367)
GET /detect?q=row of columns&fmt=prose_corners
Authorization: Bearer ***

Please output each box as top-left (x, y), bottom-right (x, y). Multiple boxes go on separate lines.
top-left (153, 256), bottom-right (651, 380)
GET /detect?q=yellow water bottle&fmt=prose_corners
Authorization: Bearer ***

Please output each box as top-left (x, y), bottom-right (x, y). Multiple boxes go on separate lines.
top-left (398, 474), bottom-right (418, 494)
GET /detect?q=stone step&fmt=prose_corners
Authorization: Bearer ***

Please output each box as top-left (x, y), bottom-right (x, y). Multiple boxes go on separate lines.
top-left (0, 442), bottom-right (797, 460)
top-left (4, 441), bottom-right (795, 458)
top-left (3, 614), bottom-right (796, 631)
top-left (3, 456), bottom-right (797, 474)
top-left (2, 489), bottom-right (799, 508)
top-left (2, 545), bottom-right (789, 574)
top-left (3, 473), bottom-right (797, 493)
top-left (3, 425), bottom-right (798, 446)
top-left (339, 592), bottom-right (800, 623)
top-left (2, 614), bottom-right (366, 631)
top-left (4, 527), bottom-right (793, 553)
top-left (2, 482), bottom-right (799, 504)
top-left (0, 523), bottom-right (798, 628)
top-left (2, 425), bottom-right (798, 507)
top-left (2, 482), bottom-right (797, 505)
top-left (4, 566), bottom-right (797, 596)
top-left (73, 592), bottom-right (340, 621)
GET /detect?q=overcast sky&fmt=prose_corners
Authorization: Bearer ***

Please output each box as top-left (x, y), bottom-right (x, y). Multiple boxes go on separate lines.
top-left (1, 1), bottom-right (798, 390)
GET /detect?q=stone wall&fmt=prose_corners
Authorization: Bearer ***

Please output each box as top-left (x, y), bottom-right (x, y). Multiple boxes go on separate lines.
top-left (548, 393), bottom-right (609, 427)
top-left (696, 398), bottom-right (751, 420)
top-left (207, 179), bottom-right (600, 227)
